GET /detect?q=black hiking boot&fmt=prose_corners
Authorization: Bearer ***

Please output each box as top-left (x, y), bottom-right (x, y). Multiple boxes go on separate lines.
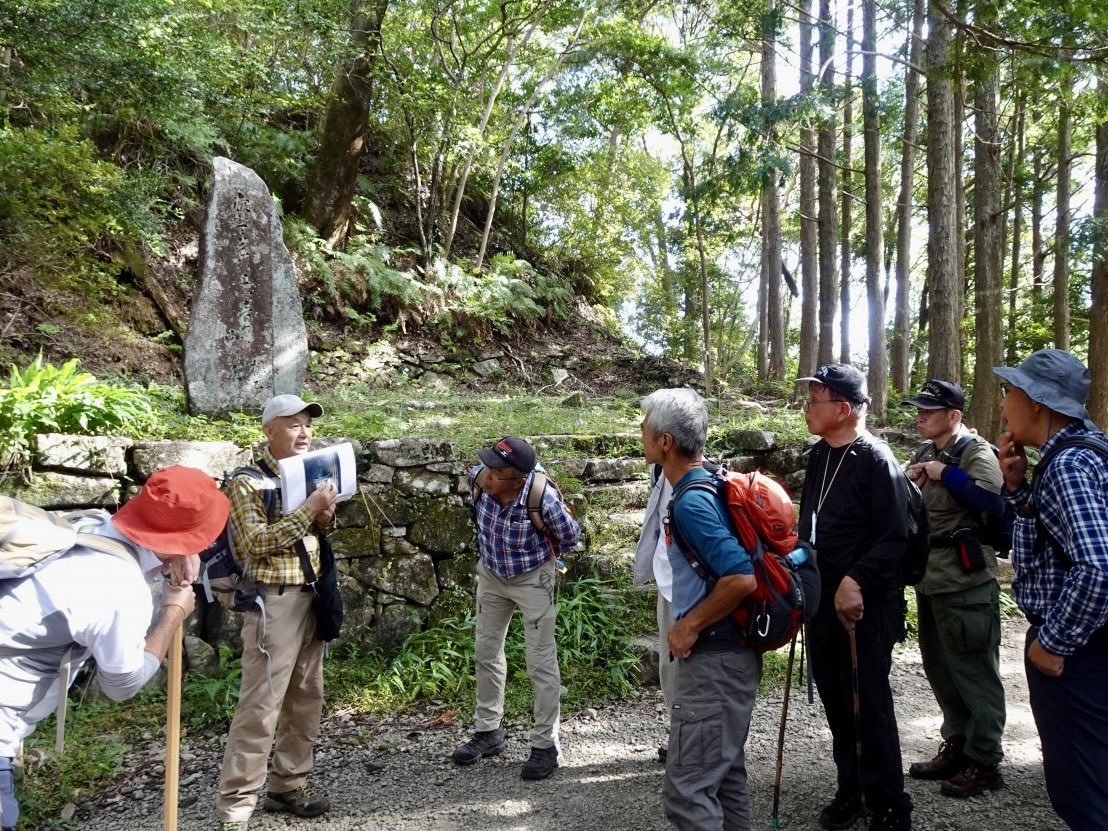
top-left (451, 728), bottom-right (506, 765)
top-left (818, 791), bottom-right (864, 830)
top-left (940, 762), bottom-right (1005, 798)
top-left (262, 785), bottom-right (330, 817)
top-left (908, 736), bottom-right (967, 781)
top-left (520, 746), bottom-right (559, 780)
top-left (870, 794), bottom-right (913, 831)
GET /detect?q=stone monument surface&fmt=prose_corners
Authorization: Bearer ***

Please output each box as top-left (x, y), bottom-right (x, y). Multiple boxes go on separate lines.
top-left (185, 156), bottom-right (308, 415)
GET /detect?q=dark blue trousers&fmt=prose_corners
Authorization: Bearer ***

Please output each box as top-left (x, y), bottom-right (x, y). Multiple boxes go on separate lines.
top-left (1025, 627), bottom-right (1108, 831)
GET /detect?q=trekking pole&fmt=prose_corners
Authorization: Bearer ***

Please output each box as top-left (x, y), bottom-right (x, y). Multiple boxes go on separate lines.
top-left (164, 624), bottom-right (183, 831)
top-left (848, 628), bottom-right (869, 831)
top-left (771, 633), bottom-right (798, 829)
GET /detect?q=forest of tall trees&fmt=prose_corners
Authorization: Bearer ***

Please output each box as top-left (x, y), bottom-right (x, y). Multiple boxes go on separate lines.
top-left (1, 0), bottom-right (1106, 426)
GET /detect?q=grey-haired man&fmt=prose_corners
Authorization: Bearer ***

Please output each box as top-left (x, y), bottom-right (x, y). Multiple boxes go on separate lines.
top-left (994, 349), bottom-right (1108, 831)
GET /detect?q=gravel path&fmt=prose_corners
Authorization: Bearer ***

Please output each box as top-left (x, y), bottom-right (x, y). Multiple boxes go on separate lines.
top-left (76, 616), bottom-right (1061, 831)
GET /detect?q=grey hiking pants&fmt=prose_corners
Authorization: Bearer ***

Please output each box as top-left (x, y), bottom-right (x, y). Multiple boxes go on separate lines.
top-left (663, 647), bottom-right (760, 831)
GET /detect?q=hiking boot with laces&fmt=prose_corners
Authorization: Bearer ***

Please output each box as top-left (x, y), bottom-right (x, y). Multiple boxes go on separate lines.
top-left (940, 763), bottom-right (1004, 798)
top-left (869, 796), bottom-right (913, 831)
top-left (908, 736), bottom-right (967, 780)
top-left (818, 791), bottom-right (864, 830)
top-left (262, 784), bottom-right (330, 817)
top-left (520, 746), bottom-right (559, 780)
top-left (451, 728), bottom-right (507, 765)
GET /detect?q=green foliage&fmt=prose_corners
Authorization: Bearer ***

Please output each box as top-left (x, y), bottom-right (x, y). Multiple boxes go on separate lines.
top-left (430, 256), bottom-right (573, 335)
top-left (181, 645), bottom-right (243, 730)
top-left (0, 356), bottom-right (154, 474)
top-left (0, 126), bottom-right (150, 295)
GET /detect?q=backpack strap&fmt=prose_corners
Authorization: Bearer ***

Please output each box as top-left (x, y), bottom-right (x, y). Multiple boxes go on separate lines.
top-left (667, 478), bottom-right (724, 584)
top-left (1029, 434), bottom-right (1108, 565)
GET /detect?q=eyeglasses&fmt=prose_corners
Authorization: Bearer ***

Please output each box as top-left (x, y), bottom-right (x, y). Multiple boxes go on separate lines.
top-left (802, 398), bottom-right (845, 412)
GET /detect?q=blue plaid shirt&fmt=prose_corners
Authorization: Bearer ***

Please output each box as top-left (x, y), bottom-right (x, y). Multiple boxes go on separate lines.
top-left (469, 465), bottom-right (580, 578)
top-left (1005, 423), bottom-right (1108, 655)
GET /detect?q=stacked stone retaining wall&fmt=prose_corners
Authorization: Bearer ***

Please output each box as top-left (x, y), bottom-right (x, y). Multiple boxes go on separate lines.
top-left (3, 430), bottom-right (815, 657)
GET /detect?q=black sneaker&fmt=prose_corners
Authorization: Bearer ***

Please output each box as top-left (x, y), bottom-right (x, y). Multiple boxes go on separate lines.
top-left (818, 792), bottom-right (864, 830)
top-left (451, 728), bottom-right (506, 765)
top-left (909, 736), bottom-right (967, 781)
top-left (869, 796), bottom-right (912, 831)
top-left (520, 746), bottom-right (559, 780)
top-left (262, 785), bottom-right (330, 818)
top-left (940, 763), bottom-right (1004, 798)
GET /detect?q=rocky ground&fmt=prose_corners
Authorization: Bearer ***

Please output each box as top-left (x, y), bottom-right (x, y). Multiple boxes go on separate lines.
top-left (73, 615), bottom-right (1061, 831)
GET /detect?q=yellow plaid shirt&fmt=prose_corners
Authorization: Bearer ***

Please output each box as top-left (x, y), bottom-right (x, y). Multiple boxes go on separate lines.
top-left (228, 447), bottom-right (324, 585)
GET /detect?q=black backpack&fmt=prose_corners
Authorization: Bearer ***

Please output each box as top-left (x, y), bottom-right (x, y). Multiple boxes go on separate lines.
top-left (901, 475), bottom-right (931, 585)
top-left (198, 464), bottom-right (276, 612)
top-left (1028, 433), bottom-right (1108, 563)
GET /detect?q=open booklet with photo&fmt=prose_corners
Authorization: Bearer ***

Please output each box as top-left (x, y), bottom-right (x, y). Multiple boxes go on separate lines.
top-left (277, 442), bottom-right (357, 514)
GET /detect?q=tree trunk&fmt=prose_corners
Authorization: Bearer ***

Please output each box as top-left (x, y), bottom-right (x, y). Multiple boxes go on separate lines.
top-left (762, 0), bottom-right (784, 381)
top-left (302, 0), bottom-right (390, 248)
top-left (797, 0), bottom-right (819, 384)
top-left (474, 12), bottom-right (586, 271)
top-left (892, 0), bottom-right (925, 393)
top-left (952, 0), bottom-right (966, 345)
top-left (839, 0), bottom-right (854, 365)
top-left (965, 0), bottom-right (1002, 439)
top-left (1006, 95), bottom-right (1025, 364)
top-left (862, 0), bottom-right (886, 418)
top-left (817, 0), bottom-right (839, 366)
top-left (1090, 72), bottom-right (1108, 427)
top-left (1031, 110), bottom-right (1045, 296)
top-left (443, 12), bottom-right (546, 259)
top-left (925, 0), bottom-right (960, 381)
top-left (1053, 57), bottom-right (1073, 350)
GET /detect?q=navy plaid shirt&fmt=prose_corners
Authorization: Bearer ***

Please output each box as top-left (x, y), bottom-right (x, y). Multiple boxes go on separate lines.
top-left (469, 465), bottom-right (580, 578)
top-left (1005, 423), bottom-right (1108, 654)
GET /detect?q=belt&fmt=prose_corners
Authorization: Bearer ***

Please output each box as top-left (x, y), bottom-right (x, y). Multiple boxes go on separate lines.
top-left (273, 584), bottom-right (314, 595)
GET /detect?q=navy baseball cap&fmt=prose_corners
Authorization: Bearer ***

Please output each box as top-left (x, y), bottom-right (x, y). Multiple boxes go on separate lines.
top-left (477, 436), bottom-right (537, 472)
top-left (902, 379), bottom-right (965, 410)
top-left (797, 363), bottom-right (871, 405)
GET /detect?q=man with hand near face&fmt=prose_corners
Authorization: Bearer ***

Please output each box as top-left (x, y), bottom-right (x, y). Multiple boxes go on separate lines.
top-left (216, 394), bottom-right (338, 831)
top-left (902, 380), bottom-right (1006, 798)
top-left (1, 465), bottom-right (229, 831)
top-left (994, 349), bottom-right (1108, 831)
top-left (796, 364), bottom-right (913, 831)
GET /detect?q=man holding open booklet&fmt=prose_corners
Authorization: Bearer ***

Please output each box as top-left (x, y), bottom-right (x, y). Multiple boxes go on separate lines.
top-left (215, 394), bottom-right (339, 831)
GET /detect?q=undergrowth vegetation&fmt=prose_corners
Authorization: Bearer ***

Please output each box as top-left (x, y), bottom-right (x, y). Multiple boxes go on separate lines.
top-left (0, 356), bottom-right (154, 477)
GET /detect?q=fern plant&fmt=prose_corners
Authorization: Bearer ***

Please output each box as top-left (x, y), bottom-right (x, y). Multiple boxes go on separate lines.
top-left (0, 355), bottom-right (154, 477)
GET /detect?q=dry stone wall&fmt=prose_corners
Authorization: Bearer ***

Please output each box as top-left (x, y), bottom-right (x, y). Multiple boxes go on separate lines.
top-left (4, 430), bottom-right (815, 655)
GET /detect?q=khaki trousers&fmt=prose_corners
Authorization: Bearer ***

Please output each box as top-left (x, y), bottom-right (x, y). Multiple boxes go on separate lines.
top-left (474, 559), bottom-right (560, 749)
top-left (216, 588), bottom-right (324, 822)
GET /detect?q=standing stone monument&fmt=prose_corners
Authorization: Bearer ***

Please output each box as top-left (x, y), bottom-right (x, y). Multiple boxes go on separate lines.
top-left (184, 156), bottom-right (309, 416)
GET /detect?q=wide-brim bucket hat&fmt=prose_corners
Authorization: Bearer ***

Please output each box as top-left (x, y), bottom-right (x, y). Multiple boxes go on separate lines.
top-left (112, 465), bottom-right (230, 556)
top-left (993, 349), bottom-right (1097, 430)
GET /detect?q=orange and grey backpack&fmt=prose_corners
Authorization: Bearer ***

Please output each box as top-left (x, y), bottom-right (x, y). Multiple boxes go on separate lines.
top-left (667, 465), bottom-right (820, 652)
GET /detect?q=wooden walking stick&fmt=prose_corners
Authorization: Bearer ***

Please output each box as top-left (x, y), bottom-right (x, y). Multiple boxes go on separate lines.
top-left (164, 621), bottom-right (183, 831)
top-left (771, 633), bottom-right (798, 829)
top-left (848, 628), bottom-right (870, 831)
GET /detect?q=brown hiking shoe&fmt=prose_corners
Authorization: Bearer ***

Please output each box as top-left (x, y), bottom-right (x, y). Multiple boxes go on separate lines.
top-left (941, 763), bottom-right (1004, 798)
top-left (908, 737), bottom-right (966, 781)
top-left (263, 784), bottom-right (330, 817)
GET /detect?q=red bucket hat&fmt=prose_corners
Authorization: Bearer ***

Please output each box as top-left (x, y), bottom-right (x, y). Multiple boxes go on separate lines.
top-left (112, 465), bottom-right (230, 556)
